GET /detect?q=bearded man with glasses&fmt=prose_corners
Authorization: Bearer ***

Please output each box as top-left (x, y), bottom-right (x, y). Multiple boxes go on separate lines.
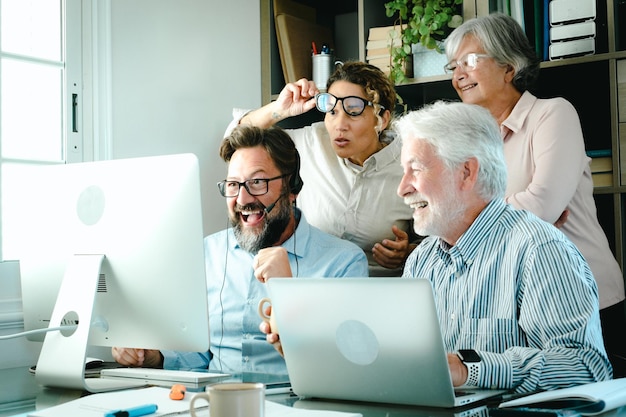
top-left (112, 124), bottom-right (367, 375)
top-left (224, 61), bottom-right (420, 277)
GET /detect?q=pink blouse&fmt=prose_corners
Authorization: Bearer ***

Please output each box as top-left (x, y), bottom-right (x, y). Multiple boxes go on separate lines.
top-left (503, 91), bottom-right (624, 309)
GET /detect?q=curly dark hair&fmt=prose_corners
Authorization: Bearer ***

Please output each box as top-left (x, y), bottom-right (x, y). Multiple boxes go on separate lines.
top-left (327, 61), bottom-right (397, 118)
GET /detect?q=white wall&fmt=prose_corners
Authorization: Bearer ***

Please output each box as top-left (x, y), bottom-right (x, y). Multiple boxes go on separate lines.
top-left (109, 0), bottom-right (263, 235)
top-left (0, 0), bottom-right (263, 370)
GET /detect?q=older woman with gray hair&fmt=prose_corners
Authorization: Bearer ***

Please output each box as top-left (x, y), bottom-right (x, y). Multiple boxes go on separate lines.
top-left (444, 13), bottom-right (626, 376)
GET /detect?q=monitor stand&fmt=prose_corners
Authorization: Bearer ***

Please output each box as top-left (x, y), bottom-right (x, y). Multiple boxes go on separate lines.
top-left (34, 254), bottom-right (146, 393)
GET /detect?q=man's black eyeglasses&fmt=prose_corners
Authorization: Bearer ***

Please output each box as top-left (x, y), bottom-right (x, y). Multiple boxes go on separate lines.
top-left (217, 174), bottom-right (289, 198)
top-left (315, 92), bottom-right (383, 116)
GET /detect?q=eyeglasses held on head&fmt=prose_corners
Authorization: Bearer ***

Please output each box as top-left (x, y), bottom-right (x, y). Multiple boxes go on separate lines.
top-left (315, 92), bottom-right (383, 116)
top-left (443, 53), bottom-right (491, 74)
top-left (217, 174), bottom-right (289, 198)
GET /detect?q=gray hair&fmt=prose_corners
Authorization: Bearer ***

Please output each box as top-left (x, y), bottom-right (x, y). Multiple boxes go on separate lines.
top-left (444, 13), bottom-right (540, 92)
top-left (393, 100), bottom-right (507, 201)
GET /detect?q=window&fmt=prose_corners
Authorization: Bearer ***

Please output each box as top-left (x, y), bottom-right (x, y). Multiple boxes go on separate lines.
top-left (0, 0), bottom-right (82, 261)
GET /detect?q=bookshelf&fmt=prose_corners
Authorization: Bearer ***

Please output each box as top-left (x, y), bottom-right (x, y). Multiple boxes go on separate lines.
top-left (260, 0), bottom-right (626, 272)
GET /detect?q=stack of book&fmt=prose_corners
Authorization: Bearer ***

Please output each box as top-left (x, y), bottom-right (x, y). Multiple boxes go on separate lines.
top-left (588, 149), bottom-right (613, 187)
top-left (366, 25), bottom-right (404, 75)
top-left (548, 0), bottom-right (596, 60)
top-left (476, 0), bottom-right (598, 62)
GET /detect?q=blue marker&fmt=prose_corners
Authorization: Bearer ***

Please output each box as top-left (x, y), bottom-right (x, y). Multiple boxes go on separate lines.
top-left (104, 403), bottom-right (158, 417)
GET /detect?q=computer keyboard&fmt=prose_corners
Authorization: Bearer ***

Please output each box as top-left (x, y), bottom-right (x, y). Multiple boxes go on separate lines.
top-left (100, 367), bottom-right (230, 384)
top-left (85, 376), bottom-right (149, 392)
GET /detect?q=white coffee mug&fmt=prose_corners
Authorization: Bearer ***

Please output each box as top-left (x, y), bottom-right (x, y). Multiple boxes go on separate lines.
top-left (189, 382), bottom-right (265, 417)
top-left (258, 297), bottom-right (277, 333)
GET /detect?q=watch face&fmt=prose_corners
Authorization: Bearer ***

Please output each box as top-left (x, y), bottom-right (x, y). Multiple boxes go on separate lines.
top-left (458, 349), bottom-right (481, 362)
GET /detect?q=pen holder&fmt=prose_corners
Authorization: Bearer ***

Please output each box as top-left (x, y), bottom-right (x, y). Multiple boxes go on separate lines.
top-left (312, 53), bottom-right (336, 92)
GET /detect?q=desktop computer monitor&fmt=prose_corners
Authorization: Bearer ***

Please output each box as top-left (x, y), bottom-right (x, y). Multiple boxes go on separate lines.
top-left (13, 153), bottom-right (210, 392)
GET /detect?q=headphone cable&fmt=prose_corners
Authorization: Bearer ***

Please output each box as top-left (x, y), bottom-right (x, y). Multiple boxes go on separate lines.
top-left (216, 217), bottom-right (229, 373)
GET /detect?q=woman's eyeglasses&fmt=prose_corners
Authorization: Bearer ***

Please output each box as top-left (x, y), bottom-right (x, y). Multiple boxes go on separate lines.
top-left (443, 53), bottom-right (491, 74)
top-left (315, 92), bottom-right (383, 116)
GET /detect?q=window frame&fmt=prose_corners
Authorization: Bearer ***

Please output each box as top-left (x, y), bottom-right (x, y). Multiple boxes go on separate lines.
top-left (0, 0), bottom-right (104, 369)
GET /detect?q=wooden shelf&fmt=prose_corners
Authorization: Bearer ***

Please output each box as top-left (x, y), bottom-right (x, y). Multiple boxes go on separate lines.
top-left (261, 0), bottom-right (626, 273)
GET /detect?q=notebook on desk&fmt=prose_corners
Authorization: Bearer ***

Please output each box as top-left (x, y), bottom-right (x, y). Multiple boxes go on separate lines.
top-left (265, 278), bottom-right (506, 408)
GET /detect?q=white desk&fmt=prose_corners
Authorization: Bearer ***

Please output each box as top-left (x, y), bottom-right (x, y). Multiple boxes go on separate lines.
top-left (3, 366), bottom-right (626, 417)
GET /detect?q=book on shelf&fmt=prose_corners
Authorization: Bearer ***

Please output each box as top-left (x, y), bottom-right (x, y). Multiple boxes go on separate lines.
top-left (368, 24), bottom-right (405, 41)
top-left (366, 38), bottom-right (401, 50)
top-left (549, 37), bottom-right (595, 60)
top-left (592, 172), bottom-right (612, 187)
top-left (510, 0), bottom-right (525, 30)
top-left (366, 46), bottom-right (393, 58)
top-left (366, 24), bottom-right (402, 58)
top-left (478, 0), bottom-right (598, 62)
top-left (476, 0), bottom-right (490, 17)
top-left (589, 156), bottom-right (612, 173)
top-left (367, 56), bottom-right (392, 67)
top-left (549, 0), bottom-right (596, 25)
top-left (463, 0), bottom-right (477, 20)
top-left (366, 54), bottom-right (392, 63)
top-left (548, 0), bottom-right (597, 61)
top-left (522, 0), bottom-right (536, 48)
top-left (586, 149), bottom-right (612, 158)
top-left (366, 56), bottom-right (411, 77)
top-left (367, 58), bottom-right (393, 74)
top-left (367, 57), bottom-right (392, 70)
top-left (550, 21), bottom-right (596, 42)
top-left (482, 0), bottom-right (542, 59)
top-left (587, 152), bottom-right (613, 187)
top-left (532, 0), bottom-right (543, 59)
top-left (542, 0), bottom-right (549, 61)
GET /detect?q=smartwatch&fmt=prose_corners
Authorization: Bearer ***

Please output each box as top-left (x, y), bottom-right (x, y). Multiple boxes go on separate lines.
top-left (457, 349), bottom-right (481, 387)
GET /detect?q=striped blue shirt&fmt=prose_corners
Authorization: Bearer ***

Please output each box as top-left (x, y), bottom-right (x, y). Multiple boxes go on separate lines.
top-left (403, 199), bottom-right (612, 392)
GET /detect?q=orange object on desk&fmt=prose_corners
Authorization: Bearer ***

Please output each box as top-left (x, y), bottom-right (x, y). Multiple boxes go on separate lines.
top-left (169, 383), bottom-right (186, 400)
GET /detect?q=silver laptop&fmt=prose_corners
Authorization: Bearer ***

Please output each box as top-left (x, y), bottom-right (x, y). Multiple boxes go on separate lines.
top-left (265, 278), bottom-right (506, 408)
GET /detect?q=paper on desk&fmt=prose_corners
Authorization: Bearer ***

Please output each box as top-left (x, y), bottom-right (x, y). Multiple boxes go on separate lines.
top-left (499, 378), bottom-right (626, 415)
top-left (28, 386), bottom-right (193, 416)
top-left (28, 386), bottom-right (362, 417)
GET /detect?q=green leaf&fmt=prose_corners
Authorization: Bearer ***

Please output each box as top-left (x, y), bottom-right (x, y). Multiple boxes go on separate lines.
top-left (384, 0), bottom-right (463, 84)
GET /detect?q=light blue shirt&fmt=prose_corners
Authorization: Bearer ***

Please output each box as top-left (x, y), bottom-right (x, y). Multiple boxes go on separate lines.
top-left (162, 208), bottom-right (368, 374)
top-left (403, 199), bottom-right (612, 392)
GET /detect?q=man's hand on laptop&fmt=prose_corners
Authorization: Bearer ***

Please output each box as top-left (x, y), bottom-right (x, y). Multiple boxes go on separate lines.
top-left (259, 318), bottom-right (284, 357)
top-left (112, 347), bottom-right (164, 368)
top-left (447, 353), bottom-right (468, 387)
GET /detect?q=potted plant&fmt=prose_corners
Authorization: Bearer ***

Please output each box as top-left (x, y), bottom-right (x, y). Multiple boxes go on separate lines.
top-left (384, 0), bottom-right (463, 84)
